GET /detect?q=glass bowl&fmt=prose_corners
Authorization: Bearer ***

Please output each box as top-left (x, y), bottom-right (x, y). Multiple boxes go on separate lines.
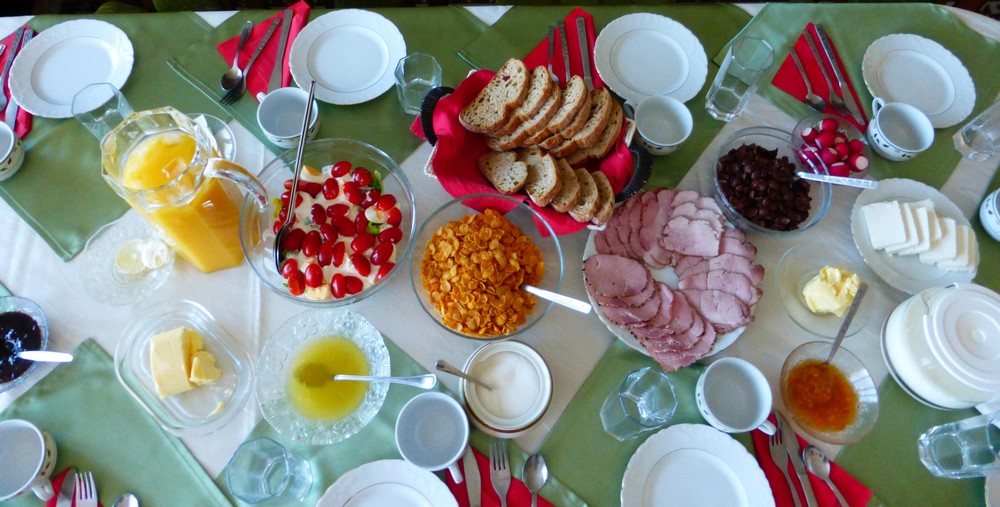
top-left (408, 193), bottom-right (564, 340)
top-left (709, 126), bottom-right (832, 234)
top-left (239, 138), bottom-right (417, 307)
top-left (114, 299), bottom-right (254, 436)
top-left (792, 113), bottom-right (870, 179)
top-left (0, 296), bottom-right (49, 394)
top-left (776, 243), bottom-right (873, 339)
top-left (255, 309), bottom-right (390, 445)
top-left (78, 219), bottom-right (174, 306)
top-left (780, 341), bottom-right (879, 445)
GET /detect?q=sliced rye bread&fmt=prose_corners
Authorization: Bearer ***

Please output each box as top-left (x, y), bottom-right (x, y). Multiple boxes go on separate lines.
top-left (590, 170), bottom-right (616, 226)
top-left (550, 158), bottom-right (581, 213)
top-left (493, 66), bottom-right (557, 137)
top-left (523, 76), bottom-right (589, 147)
top-left (566, 98), bottom-right (624, 167)
top-left (486, 87), bottom-right (562, 152)
top-left (568, 168), bottom-right (599, 223)
top-left (537, 91), bottom-right (593, 150)
top-left (477, 151), bottom-right (527, 194)
top-left (520, 148), bottom-right (562, 207)
top-left (549, 87), bottom-right (615, 159)
top-left (459, 58), bottom-right (530, 135)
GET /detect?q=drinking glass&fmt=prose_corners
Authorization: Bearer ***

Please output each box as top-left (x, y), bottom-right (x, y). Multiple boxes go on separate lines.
top-left (71, 83), bottom-right (134, 141)
top-left (599, 367), bottom-right (677, 441)
top-left (918, 411), bottom-right (1000, 479)
top-left (226, 437), bottom-right (313, 503)
top-left (954, 99), bottom-right (1000, 161)
top-left (394, 53), bottom-right (442, 115)
top-left (705, 36), bottom-right (774, 122)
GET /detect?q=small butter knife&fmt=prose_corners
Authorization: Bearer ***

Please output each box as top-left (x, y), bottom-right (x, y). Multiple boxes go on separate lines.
top-left (267, 9), bottom-right (293, 93)
top-left (576, 17), bottom-right (593, 90)
top-left (463, 445), bottom-right (481, 507)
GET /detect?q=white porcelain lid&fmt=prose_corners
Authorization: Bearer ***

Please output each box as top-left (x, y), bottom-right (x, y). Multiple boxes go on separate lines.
top-left (925, 283), bottom-right (1000, 392)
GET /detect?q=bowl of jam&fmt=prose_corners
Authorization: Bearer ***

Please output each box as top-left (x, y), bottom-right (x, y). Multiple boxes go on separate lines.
top-left (0, 296), bottom-right (49, 393)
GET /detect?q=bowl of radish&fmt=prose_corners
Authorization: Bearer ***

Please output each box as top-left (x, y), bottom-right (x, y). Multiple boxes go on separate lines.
top-left (792, 115), bottom-right (871, 179)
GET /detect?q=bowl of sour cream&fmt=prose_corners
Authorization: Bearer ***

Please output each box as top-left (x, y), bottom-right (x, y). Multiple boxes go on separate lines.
top-left (459, 340), bottom-right (552, 438)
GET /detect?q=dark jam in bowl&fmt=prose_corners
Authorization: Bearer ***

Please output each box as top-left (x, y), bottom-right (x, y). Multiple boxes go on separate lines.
top-left (0, 311), bottom-right (43, 383)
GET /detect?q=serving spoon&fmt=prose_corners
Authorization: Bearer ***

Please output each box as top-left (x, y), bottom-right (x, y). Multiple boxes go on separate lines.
top-left (333, 374), bottom-right (438, 389)
top-left (803, 445), bottom-right (848, 507)
top-left (524, 285), bottom-right (592, 314)
top-left (221, 21), bottom-right (253, 91)
top-left (273, 81), bottom-right (317, 271)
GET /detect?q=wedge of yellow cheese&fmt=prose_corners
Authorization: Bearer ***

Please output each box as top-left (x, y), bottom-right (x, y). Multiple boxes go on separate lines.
top-left (149, 326), bottom-right (220, 398)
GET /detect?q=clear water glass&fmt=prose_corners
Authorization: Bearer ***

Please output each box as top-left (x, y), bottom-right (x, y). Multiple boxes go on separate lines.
top-left (599, 367), bottom-right (678, 441)
top-left (226, 437), bottom-right (313, 503)
top-left (918, 411), bottom-right (1000, 479)
top-left (954, 99), bottom-right (1000, 161)
top-left (705, 36), bottom-right (774, 122)
top-left (71, 83), bottom-right (134, 141)
top-left (394, 53), bottom-right (442, 115)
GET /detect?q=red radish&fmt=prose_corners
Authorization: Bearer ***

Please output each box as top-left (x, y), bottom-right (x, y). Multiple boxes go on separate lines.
top-left (833, 142), bottom-right (850, 159)
top-left (819, 117), bottom-right (840, 132)
top-left (829, 162), bottom-right (850, 177)
top-left (833, 133), bottom-right (848, 145)
top-left (816, 131), bottom-right (837, 148)
top-left (801, 127), bottom-right (819, 144)
top-left (849, 153), bottom-right (870, 172)
top-left (820, 147), bottom-right (840, 165)
top-left (848, 139), bottom-right (865, 154)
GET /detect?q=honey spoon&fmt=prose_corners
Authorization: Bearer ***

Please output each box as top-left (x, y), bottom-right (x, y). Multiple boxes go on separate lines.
top-left (16, 350), bottom-right (73, 363)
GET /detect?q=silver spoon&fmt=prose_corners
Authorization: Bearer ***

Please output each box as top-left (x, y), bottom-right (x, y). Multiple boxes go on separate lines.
top-left (333, 373), bottom-right (438, 389)
top-left (221, 20), bottom-right (253, 91)
top-left (523, 453), bottom-right (549, 507)
top-left (826, 282), bottom-right (867, 364)
top-left (523, 285), bottom-right (592, 314)
top-left (789, 50), bottom-right (826, 113)
top-left (802, 445), bottom-right (848, 507)
top-left (435, 359), bottom-right (494, 391)
top-left (112, 493), bottom-right (139, 507)
top-left (273, 81), bottom-right (317, 271)
top-left (16, 350), bottom-right (73, 363)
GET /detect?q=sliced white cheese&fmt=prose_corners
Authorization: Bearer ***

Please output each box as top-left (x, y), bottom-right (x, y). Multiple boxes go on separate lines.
top-left (897, 205), bottom-right (933, 255)
top-left (863, 200), bottom-right (907, 250)
top-left (885, 202), bottom-right (920, 254)
top-left (920, 217), bottom-right (958, 263)
top-left (927, 208), bottom-right (942, 242)
top-left (938, 225), bottom-right (977, 272)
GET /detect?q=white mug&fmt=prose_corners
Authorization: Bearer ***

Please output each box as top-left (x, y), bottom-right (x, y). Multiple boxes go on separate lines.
top-left (256, 86), bottom-right (320, 149)
top-left (395, 392), bottom-right (469, 483)
top-left (696, 358), bottom-right (776, 435)
top-left (0, 121), bottom-right (25, 183)
top-left (0, 419), bottom-right (58, 501)
top-left (626, 95), bottom-right (693, 156)
top-left (866, 97), bottom-right (934, 161)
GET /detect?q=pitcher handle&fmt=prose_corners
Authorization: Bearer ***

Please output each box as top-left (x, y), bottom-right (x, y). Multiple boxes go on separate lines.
top-left (205, 158), bottom-right (268, 211)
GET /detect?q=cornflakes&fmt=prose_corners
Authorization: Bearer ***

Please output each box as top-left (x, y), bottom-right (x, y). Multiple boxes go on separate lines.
top-left (421, 209), bottom-right (544, 338)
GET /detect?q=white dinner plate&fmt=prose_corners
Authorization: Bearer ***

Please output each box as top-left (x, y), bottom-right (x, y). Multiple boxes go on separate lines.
top-left (316, 459), bottom-right (457, 507)
top-left (583, 232), bottom-right (746, 359)
top-left (289, 9), bottom-right (406, 105)
top-left (9, 19), bottom-right (134, 119)
top-left (594, 13), bottom-right (707, 104)
top-left (862, 33), bottom-right (975, 128)
top-left (621, 424), bottom-right (773, 507)
top-left (850, 178), bottom-right (976, 295)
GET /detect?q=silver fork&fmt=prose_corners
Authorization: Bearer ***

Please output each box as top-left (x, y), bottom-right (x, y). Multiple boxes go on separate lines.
top-left (768, 428), bottom-right (802, 507)
top-left (74, 471), bottom-right (98, 507)
top-left (490, 440), bottom-right (511, 507)
top-left (219, 17), bottom-right (279, 105)
top-left (802, 29), bottom-right (852, 119)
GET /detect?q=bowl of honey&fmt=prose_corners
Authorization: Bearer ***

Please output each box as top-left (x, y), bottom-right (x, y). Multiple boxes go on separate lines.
top-left (255, 309), bottom-right (390, 445)
top-left (780, 341), bottom-right (879, 445)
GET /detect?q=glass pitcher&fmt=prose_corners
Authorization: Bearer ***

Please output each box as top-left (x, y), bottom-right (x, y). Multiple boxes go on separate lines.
top-left (100, 107), bottom-right (266, 273)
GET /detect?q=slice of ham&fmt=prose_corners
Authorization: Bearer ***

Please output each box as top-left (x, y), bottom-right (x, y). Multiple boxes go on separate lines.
top-left (589, 274), bottom-right (655, 308)
top-left (600, 287), bottom-right (662, 326)
top-left (719, 236), bottom-right (758, 261)
top-left (647, 315), bottom-right (718, 372)
top-left (583, 254), bottom-right (649, 298)
top-left (682, 288), bottom-right (752, 333)
top-left (660, 216), bottom-right (722, 258)
top-left (671, 189), bottom-right (700, 207)
top-left (671, 202), bottom-right (725, 237)
top-left (678, 270), bottom-right (761, 306)
top-left (675, 253), bottom-right (765, 286)
top-left (637, 190), bottom-right (661, 252)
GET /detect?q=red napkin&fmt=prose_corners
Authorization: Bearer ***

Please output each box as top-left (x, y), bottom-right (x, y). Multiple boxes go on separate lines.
top-left (215, 0), bottom-right (311, 103)
top-left (445, 448), bottom-right (554, 507)
top-left (522, 8), bottom-right (605, 89)
top-left (2, 26), bottom-right (34, 139)
top-left (770, 23), bottom-right (868, 130)
top-left (751, 417), bottom-right (873, 507)
top-left (46, 468), bottom-right (104, 507)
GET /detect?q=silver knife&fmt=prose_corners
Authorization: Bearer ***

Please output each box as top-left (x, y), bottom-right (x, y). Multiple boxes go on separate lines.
top-left (463, 445), bottom-right (481, 507)
top-left (0, 27), bottom-right (26, 112)
top-left (267, 9), bottom-right (292, 93)
top-left (558, 21), bottom-right (570, 84)
top-left (802, 29), bottom-right (835, 102)
top-left (546, 25), bottom-right (555, 79)
top-left (55, 468), bottom-right (76, 507)
top-left (576, 17), bottom-right (593, 90)
top-left (5, 29), bottom-right (30, 130)
top-left (778, 411), bottom-right (819, 507)
top-left (814, 24), bottom-right (867, 125)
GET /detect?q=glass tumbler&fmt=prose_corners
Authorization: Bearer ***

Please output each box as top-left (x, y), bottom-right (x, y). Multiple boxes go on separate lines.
top-left (71, 82), bottom-right (134, 141)
top-left (954, 99), bottom-right (1000, 161)
top-left (225, 437), bottom-right (313, 503)
top-left (918, 411), bottom-right (1000, 479)
top-left (394, 53), bottom-right (442, 115)
top-left (705, 36), bottom-right (774, 122)
top-left (599, 366), bottom-right (678, 441)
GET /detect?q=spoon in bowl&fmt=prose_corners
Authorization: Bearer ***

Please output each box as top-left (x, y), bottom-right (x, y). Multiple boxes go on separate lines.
top-left (803, 445), bottom-right (848, 507)
top-left (523, 453), bottom-right (549, 507)
top-left (112, 493), bottom-right (140, 507)
top-left (789, 50), bottom-right (826, 113)
top-left (435, 359), bottom-right (493, 390)
top-left (826, 282), bottom-right (867, 364)
top-left (273, 81), bottom-right (317, 272)
top-left (523, 285), bottom-right (592, 314)
top-left (333, 373), bottom-right (438, 389)
top-left (221, 21), bottom-right (253, 91)
top-left (16, 350), bottom-right (73, 363)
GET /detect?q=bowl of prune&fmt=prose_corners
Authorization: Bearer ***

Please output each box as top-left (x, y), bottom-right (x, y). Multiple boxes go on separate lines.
top-left (710, 127), bottom-right (832, 234)
top-left (0, 296), bottom-right (49, 393)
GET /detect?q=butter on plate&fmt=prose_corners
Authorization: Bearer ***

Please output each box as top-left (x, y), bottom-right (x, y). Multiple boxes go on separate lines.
top-left (802, 266), bottom-right (861, 317)
top-left (149, 326), bottom-right (221, 398)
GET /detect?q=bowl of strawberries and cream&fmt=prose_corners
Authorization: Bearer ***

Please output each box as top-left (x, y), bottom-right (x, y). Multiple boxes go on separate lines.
top-left (239, 139), bottom-right (416, 306)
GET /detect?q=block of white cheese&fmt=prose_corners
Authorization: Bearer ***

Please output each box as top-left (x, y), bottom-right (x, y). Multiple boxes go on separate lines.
top-left (885, 202), bottom-right (920, 254)
top-left (937, 224), bottom-right (978, 272)
top-left (919, 217), bottom-right (958, 264)
top-left (149, 326), bottom-right (221, 398)
top-left (897, 204), bottom-right (934, 255)
top-left (862, 200), bottom-right (907, 250)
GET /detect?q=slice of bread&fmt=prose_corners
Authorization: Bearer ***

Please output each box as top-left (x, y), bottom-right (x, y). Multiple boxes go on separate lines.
top-left (568, 168), bottom-right (599, 223)
top-left (566, 98), bottom-right (623, 167)
top-left (477, 151), bottom-right (527, 194)
top-left (550, 158), bottom-right (581, 213)
top-left (486, 88), bottom-right (562, 152)
top-left (493, 66), bottom-right (556, 137)
top-left (538, 91), bottom-right (593, 150)
top-left (524, 76), bottom-right (589, 146)
top-left (550, 87), bottom-right (615, 159)
top-left (590, 170), bottom-right (615, 226)
top-left (459, 58), bottom-right (530, 135)
top-left (521, 148), bottom-right (562, 207)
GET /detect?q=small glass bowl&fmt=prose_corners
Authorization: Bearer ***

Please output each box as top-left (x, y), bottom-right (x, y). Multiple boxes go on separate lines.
top-left (239, 138), bottom-right (416, 307)
top-left (78, 219), bottom-right (174, 306)
top-left (114, 299), bottom-right (253, 437)
top-left (409, 193), bottom-right (564, 341)
top-left (776, 244), bottom-right (873, 339)
top-left (0, 296), bottom-right (49, 394)
top-left (792, 113), bottom-right (870, 180)
top-left (255, 309), bottom-right (390, 445)
top-left (780, 341), bottom-right (879, 445)
top-left (709, 126), bottom-right (832, 234)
